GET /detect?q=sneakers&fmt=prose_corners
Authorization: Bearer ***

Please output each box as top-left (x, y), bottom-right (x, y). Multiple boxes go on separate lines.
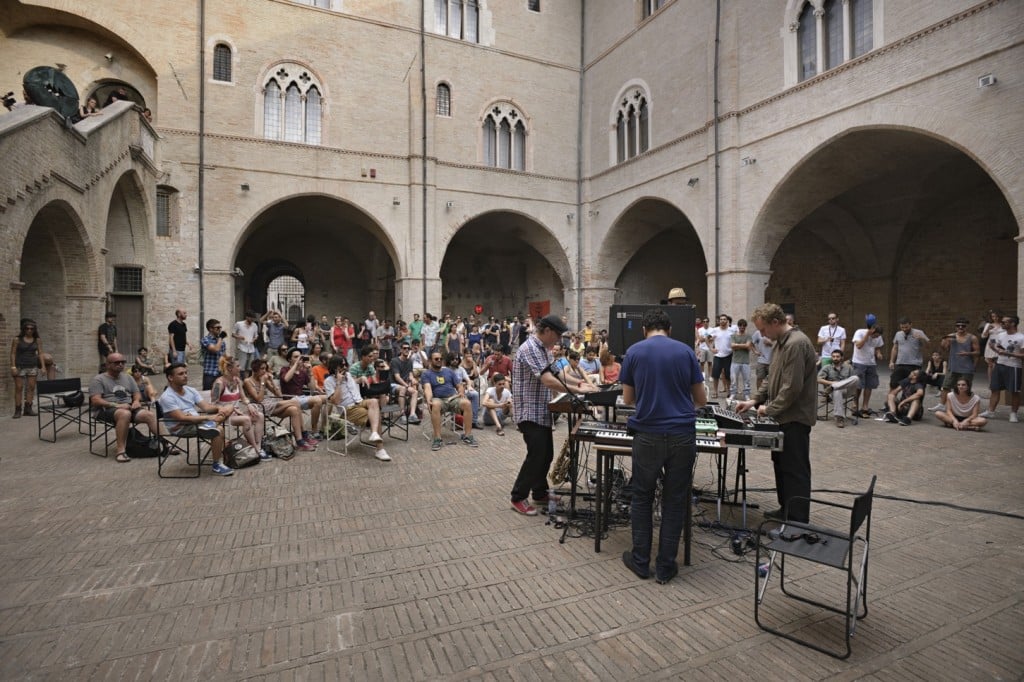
top-left (374, 448), bottom-right (392, 461)
top-left (295, 439), bottom-right (317, 451)
top-left (431, 438), bottom-right (443, 451)
top-left (883, 412), bottom-right (898, 424)
top-left (511, 499), bottom-right (538, 516)
top-left (211, 461), bottom-right (234, 476)
top-left (259, 449), bottom-right (272, 461)
top-left (302, 431), bottom-right (320, 444)
top-left (368, 431), bottom-right (384, 444)
top-left (398, 416), bottom-right (408, 425)
top-left (1010, 412), bottom-right (1020, 423)
top-left (898, 415), bottom-right (912, 426)
top-left (407, 415), bottom-right (421, 424)
top-left (979, 410), bottom-right (997, 419)
top-left (927, 403), bottom-right (945, 412)
top-left (461, 434), bottom-right (479, 447)
top-left (835, 416), bottom-right (845, 428)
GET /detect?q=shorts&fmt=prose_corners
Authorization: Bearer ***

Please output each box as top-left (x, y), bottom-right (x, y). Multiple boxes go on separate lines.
top-left (434, 395), bottom-right (463, 413)
top-left (942, 371), bottom-right (973, 392)
top-left (15, 366), bottom-right (39, 377)
top-left (990, 364), bottom-right (1022, 393)
top-left (711, 355), bottom-right (732, 381)
top-left (755, 363), bottom-right (770, 381)
top-left (236, 350), bottom-right (257, 371)
top-left (95, 405), bottom-right (144, 424)
top-left (852, 363), bottom-right (879, 390)
top-left (296, 394), bottom-right (313, 410)
top-left (172, 423), bottom-right (221, 438)
top-left (344, 403), bottom-right (370, 426)
top-left (697, 348), bottom-right (711, 364)
top-left (483, 410), bottom-right (509, 426)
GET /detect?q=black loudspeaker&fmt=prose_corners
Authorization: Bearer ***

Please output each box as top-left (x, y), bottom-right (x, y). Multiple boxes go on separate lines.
top-left (607, 304), bottom-right (696, 356)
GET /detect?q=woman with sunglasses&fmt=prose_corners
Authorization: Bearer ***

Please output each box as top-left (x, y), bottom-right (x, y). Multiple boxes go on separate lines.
top-left (243, 359), bottom-right (317, 452)
top-left (214, 356), bottom-right (268, 459)
top-left (10, 318), bottom-right (45, 418)
top-left (934, 379), bottom-right (987, 431)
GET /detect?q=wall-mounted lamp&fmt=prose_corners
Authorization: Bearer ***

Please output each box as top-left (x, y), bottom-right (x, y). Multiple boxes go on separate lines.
top-left (392, 197), bottom-right (401, 206)
top-left (232, 267), bottom-right (244, 278)
top-left (104, 52), bottom-right (114, 62)
top-left (240, 183), bottom-right (250, 191)
top-left (978, 74), bottom-right (997, 88)
top-left (741, 157), bottom-right (756, 166)
top-left (445, 200), bottom-right (454, 209)
top-left (687, 177), bottom-right (699, 187)
top-left (588, 209), bottom-right (599, 217)
top-left (566, 213), bottom-right (575, 222)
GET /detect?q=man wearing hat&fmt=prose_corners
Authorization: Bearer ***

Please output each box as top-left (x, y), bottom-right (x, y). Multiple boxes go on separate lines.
top-left (510, 313), bottom-right (598, 515)
top-left (97, 311), bottom-right (118, 370)
top-left (934, 316), bottom-right (980, 411)
top-left (666, 287), bottom-right (688, 305)
top-left (851, 313), bottom-right (885, 417)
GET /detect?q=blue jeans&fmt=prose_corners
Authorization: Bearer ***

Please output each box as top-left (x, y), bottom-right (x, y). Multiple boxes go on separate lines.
top-left (629, 431), bottom-right (696, 579)
top-left (465, 388), bottom-right (480, 424)
top-left (172, 350), bottom-right (186, 364)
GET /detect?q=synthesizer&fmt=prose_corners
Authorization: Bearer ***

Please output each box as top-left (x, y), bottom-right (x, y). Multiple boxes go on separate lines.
top-left (573, 420), bottom-right (724, 450)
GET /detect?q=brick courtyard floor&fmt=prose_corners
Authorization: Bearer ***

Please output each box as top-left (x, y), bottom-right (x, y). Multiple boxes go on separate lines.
top-left (1, 379), bottom-right (1021, 680)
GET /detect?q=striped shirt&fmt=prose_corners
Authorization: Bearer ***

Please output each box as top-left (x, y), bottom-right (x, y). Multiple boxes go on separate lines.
top-left (512, 334), bottom-right (554, 426)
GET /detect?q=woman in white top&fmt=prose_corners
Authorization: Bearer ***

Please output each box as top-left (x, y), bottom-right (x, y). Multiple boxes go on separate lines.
top-left (934, 379), bottom-right (987, 431)
top-left (980, 310), bottom-right (1003, 382)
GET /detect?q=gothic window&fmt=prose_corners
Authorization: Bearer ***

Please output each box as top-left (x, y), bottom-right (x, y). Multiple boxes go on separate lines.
top-left (824, 0), bottom-right (843, 70)
top-left (261, 64), bottom-right (324, 144)
top-left (437, 83), bottom-right (451, 117)
top-left (642, 0), bottom-right (667, 20)
top-left (795, 0), bottom-right (875, 82)
top-left (851, 0), bottom-right (873, 57)
top-left (435, 0), bottom-right (479, 43)
top-left (614, 88), bottom-right (650, 164)
top-left (798, 3), bottom-right (817, 81)
top-left (482, 104), bottom-right (527, 171)
top-left (528, 0), bottom-right (540, 12)
top-left (212, 44), bottom-right (232, 82)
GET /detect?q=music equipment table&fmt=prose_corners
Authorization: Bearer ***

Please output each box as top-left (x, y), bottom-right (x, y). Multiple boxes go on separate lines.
top-left (573, 421), bottom-right (728, 565)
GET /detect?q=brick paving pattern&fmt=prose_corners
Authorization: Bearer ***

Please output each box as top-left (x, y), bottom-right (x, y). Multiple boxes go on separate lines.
top-left (0, 384), bottom-right (1021, 679)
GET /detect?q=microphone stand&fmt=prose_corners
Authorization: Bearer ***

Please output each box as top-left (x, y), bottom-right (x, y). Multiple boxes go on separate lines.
top-left (546, 362), bottom-right (591, 543)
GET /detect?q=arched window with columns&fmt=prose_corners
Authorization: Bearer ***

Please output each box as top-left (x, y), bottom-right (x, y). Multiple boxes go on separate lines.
top-left (481, 103), bottom-right (527, 171)
top-left (612, 85), bottom-right (651, 165)
top-left (789, 0), bottom-right (878, 84)
top-left (260, 63), bottom-right (324, 145)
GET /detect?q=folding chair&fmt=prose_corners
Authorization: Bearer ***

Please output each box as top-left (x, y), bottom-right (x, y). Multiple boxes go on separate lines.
top-left (755, 475), bottom-right (876, 659)
top-left (323, 404), bottom-right (361, 455)
top-left (154, 396), bottom-right (214, 478)
top-left (420, 401), bottom-right (462, 444)
top-left (89, 408), bottom-right (115, 457)
top-left (817, 388), bottom-right (859, 425)
top-left (36, 378), bottom-right (89, 442)
top-left (378, 402), bottom-right (409, 441)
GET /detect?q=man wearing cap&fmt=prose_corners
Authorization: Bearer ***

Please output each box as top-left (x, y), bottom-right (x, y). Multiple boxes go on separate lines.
top-left (934, 317), bottom-right (980, 411)
top-left (510, 313), bottom-right (598, 515)
top-left (667, 287), bottom-right (688, 305)
top-left (851, 314), bottom-right (885, 417)
top-left (97, 311), bottom-right (118, 369)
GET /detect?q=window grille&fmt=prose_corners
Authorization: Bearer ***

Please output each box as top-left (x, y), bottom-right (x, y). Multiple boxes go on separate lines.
top-left (113, 266), bottom-right (143, 293)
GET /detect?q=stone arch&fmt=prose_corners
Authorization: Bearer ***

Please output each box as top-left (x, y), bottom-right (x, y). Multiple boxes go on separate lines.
top-left (231, 193), bottom-right (402, 321)
top-left (102, 169), bottom-right (154, 284)
top-left (440, 210), bottom-right (572, 319)
top-left (596, 197), bottom-right (708, 315)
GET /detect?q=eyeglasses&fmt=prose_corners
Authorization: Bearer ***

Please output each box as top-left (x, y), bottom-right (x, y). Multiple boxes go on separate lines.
top-left (109, 360), bottom-right (126, 365)
top-left (955, 324), bottom-right (967, 328)
top-left (828, 317), bottom-right (837, 320)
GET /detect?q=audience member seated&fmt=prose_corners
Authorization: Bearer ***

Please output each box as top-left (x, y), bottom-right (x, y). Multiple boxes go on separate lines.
top-left (88, 352), bottom-right (159, 463)
top-left (481, 344), bottom-right (512, 383)
top-left (280, 347), bottom-right (325, 444)
top-left (817, 350), bottom-right (861, 428)
top-left (311, 351), bottom-right (331, 391)
top-left (212, 356), bottom-right (267, 460)
top-left (243, 359), bottom-right (317, 452)
top-left (579, 347), bottom-right (601, 383)
top-left (599, 349), bottom-right (620, 384)
top-left (883, 368), bottom-right (926, 426)
top-left (389, 342), bottom-right (421, 423)
top-left (135, 346), bottom-right (161, 375)
top-left (129, 364), bottom-right (157, 403)
top-left (268, 343), bottom-right (290, 373)
top-left (453, 353), bottom-right (482, 428)
top-left (934, 379), bottom-right (988, 431)
top-left (159, 362), bottom-right (235, 475)
top-left (562, 350), bottom-right (600, 392)
top-left (324, 356), bottom-right (391, 461)
top-left (482, 373), bottom-right (514, 436)
top-left (922, 351), bottom-right (947, 398)
top-left (421, 350), bottom-right (477, 451)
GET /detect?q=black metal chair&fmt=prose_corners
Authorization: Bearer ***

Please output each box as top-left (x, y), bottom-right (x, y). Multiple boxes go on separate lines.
top-left (755, 475), bottom-right (876, 659)
top-left (154, 396), bottom-right (214, 478)
top-left (36, 378), bottom-right (89, 443)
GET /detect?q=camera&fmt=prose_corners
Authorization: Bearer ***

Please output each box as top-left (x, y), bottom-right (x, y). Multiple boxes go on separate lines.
top-left (2, 91), bottom-right (16, 111)
top-left (301, 356), bottom-right (310, 362)
top-left (219, 331), bottom-right (228, 339)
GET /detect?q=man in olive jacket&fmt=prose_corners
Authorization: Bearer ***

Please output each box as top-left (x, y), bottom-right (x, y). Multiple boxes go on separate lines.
top-left (736, 303), bottom-right (818, 522)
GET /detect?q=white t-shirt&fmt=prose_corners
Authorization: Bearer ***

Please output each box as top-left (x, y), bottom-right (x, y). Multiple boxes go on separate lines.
top-left (816, 324), bottom-right (847, 358)
top-left (234, 320), bottom-right (258, 353)
top-left (485, 386), bottom-right (512, 407)
top-left (751, 330), bottom-right (773, 365)
top-left (851, 329), bottom-right (884, 365)
top-left (158, 385), bottom-right (207, 433)
top-left (992, 330), bottom-right (1024, 369)
top-left (708, 327), bottom-right (734, 358)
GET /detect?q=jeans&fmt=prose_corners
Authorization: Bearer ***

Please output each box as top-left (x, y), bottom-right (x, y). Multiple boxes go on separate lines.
top-left (511, 421), bottom-right (553, 502)
top-left (772, 422), bottom-right (812, 522)
top-left (729, 362), bottom-right (750, 398)
top-left (628, 431), bottom-right (696, 579)
top-left (172, 350), bottom-right (186, 364)
top-left (465, 388), bottom-right (480, 424)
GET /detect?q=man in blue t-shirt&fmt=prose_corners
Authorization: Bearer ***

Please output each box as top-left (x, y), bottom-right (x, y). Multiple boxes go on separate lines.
top-left (619, 308), bottom-right (707, 585)
top-left (420, 350), bottom-right (476, 451)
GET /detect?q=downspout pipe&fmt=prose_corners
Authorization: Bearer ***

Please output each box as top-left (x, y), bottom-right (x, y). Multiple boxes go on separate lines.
top-left (575, 0), bottom-right (586, 327)
top-left (198, 0), bottom-right (207, 329)
top-left (713, 0), bottom-right (721, 315)
top-left (420, 0), bottom-right (428, 313)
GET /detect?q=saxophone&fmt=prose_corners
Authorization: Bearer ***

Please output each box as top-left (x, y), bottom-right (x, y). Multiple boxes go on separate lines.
top-left (549, 437), bottom-right (571, 487)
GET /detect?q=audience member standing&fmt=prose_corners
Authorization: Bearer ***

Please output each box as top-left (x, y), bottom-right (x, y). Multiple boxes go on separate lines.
top-left (97, 311), bottom-right (118, 370)
top-left (200, 318), bottom-right (227, 390)
top-left (167, 308), bottom-right (190, 364)
top-left (10, 319), bottom-right (45, 418)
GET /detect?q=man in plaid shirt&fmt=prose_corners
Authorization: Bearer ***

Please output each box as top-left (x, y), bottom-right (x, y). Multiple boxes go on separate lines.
top-left (200, 318), bottom-right (227, 390)
top-left (510, 314), bottom-right (597, 516)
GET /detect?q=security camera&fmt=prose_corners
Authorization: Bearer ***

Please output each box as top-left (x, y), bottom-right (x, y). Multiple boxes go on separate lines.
top-left (233, 267), bottom-right (244, 277)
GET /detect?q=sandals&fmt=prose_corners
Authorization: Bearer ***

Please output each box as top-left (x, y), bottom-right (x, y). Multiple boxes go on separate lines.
top-left (115, 452), bottom-right (131, 463)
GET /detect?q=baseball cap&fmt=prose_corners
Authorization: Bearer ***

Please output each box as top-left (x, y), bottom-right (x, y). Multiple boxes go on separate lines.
top-left (539, 314), bottom-right (568, 335)
top-left (865, 313), bottom-right (877, 327)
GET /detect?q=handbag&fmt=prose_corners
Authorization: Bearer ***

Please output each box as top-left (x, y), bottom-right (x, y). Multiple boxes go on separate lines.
top-left (264, 426), bottom-right (295, 459)
top-left (125, 427), bottom-right (168, 458)
top-left (224, 437), bottom-right (260, 468)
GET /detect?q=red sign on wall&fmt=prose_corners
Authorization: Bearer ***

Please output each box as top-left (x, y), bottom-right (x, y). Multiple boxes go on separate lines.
top-left (474, 304), bottom-right (483, 315)
top-left (528, 300), bottom-right (550, 321)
